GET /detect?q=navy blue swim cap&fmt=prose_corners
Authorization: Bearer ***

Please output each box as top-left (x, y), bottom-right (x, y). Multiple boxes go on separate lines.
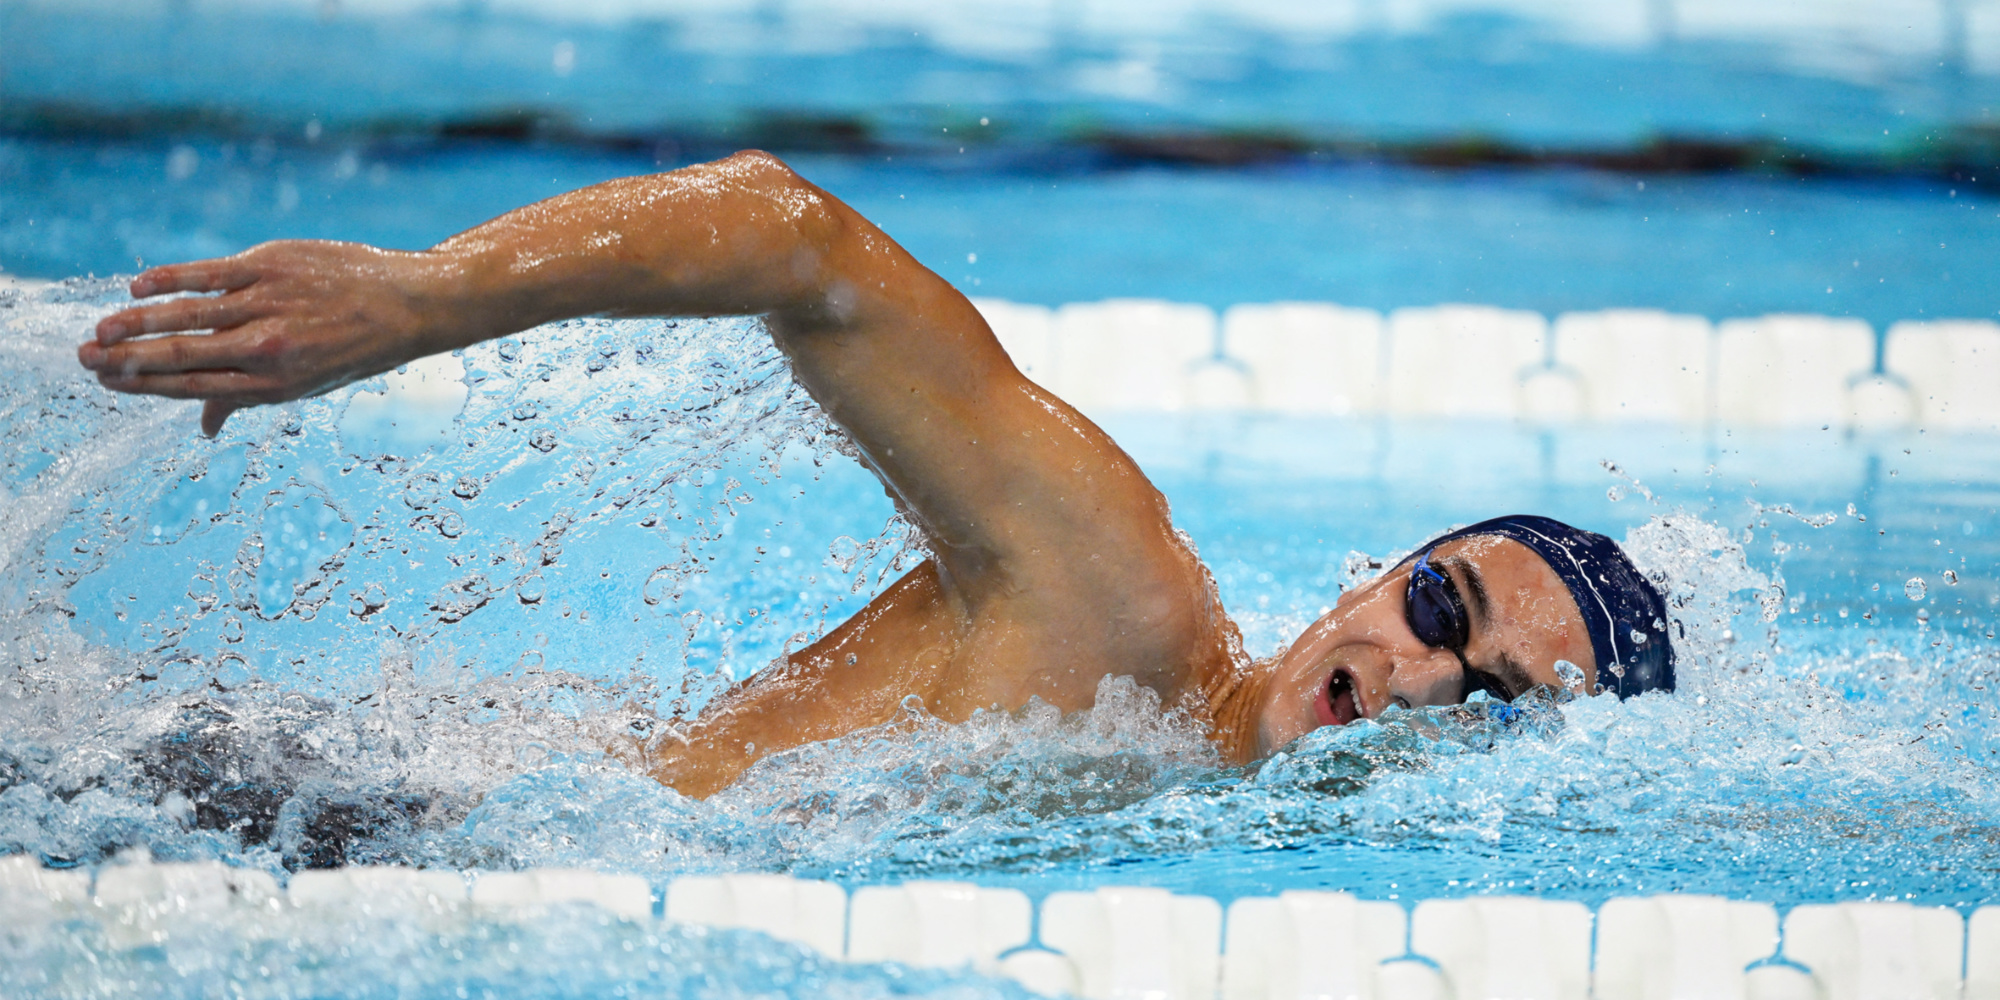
top-left (1407, 514), bottom-right (1675, 699)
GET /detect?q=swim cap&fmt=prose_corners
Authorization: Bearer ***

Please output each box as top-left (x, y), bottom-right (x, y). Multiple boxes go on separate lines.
top-left (1405, 514), bottom-right (1675, 699)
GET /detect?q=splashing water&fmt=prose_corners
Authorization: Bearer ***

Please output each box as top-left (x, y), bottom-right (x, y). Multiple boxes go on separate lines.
top-left (3, 279), bottom-right (2000, 989)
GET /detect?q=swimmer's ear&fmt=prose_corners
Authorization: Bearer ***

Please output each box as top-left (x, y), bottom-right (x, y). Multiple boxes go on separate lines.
top-left (201, 400), bottom-right (241, 438)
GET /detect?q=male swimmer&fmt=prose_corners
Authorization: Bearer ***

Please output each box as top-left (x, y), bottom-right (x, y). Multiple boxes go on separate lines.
top-left (77, 151), bottom-right (1674, 798)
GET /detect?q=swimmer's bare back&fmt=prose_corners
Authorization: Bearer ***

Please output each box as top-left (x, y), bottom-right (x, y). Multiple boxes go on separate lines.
top-left (79, 151), bottom-right (1248, 797)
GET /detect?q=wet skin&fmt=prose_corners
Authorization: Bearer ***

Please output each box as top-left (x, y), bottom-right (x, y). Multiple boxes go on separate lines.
top-left (76, 150), bottom-right (1595, 797)
top-left (1254, 534), bottom-right (1597, 756)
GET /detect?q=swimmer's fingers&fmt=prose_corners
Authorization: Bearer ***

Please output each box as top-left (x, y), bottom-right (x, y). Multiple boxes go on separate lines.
top-left (129, 259), bottom-right (261, 299)
top-left (78, 329), bottom-right (262, 376)
top-left (94, 371), bottom-right (280, 437)
top-left (91, 368), bottom-right (281, 403)
top-left (93, 296), bottom-right (263, 346)
top-left (201, 401), bottom-right (243, 439)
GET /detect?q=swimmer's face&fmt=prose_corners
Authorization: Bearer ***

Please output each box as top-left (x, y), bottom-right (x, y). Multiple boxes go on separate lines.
top-left (1255, 535), bottom-right (1597, 754)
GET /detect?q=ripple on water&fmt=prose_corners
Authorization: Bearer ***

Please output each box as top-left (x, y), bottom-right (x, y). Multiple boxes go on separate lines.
top-left (2, 280), bottom-right (1997, 942)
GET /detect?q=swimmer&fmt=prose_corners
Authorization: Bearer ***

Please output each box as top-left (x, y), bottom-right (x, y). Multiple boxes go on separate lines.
top-left (77, 151), bottom-right (1674, 798)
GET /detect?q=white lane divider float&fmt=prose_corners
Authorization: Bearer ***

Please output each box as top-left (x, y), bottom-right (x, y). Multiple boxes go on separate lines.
top-left (1594, 893), bottom-right (1795, 1000)
top-left (0, 854), bottom-right (92, 921)
top-left (848, 879), bottom-right (1033, 973)
top-left (92, 857), bottom-right (286, 949)
top-left (1969, 906), bottom-right (2000, 1000)
top-left (1782, 902), bottom-right (1964, 1000)
top-left (1222, 890), bottom-right (1412, 1000)
top-left (289, 864), bottom-right (470, 932)
top-left (971, 297), bottom-right (2000, 435)
top-left (1039, 886), bottom-right (1222, 1000)
top-left (474, 867), bottom-right (653, 922)
top-left (1410, 896), bottom-right (1593, 1000)
top-left (665, 871), bottom-right (847, 958)
top-left (4, 854), bottom-right (1997, 999)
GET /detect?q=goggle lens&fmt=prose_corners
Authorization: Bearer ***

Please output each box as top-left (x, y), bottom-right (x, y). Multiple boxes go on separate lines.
top-left (1405, 550), bottom-right (1470, 652)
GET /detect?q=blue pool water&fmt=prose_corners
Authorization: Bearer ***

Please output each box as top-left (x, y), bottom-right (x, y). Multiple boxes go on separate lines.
top-left (5, 142), bottom-right (1997, 332)
top-left (4, 279), bottom-right (1997, 919)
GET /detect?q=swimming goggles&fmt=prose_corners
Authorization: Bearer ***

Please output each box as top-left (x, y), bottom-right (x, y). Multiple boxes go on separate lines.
top-left (1405, 548), bottom-right (1514, 703)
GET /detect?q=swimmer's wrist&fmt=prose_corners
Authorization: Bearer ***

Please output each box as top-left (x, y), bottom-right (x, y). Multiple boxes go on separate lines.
top-left (408, 245), bottom-right (551, 356)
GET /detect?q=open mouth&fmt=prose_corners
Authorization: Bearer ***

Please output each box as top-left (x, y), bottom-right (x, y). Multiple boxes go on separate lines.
top-left (1324, 668), bottom-right (1363, 725)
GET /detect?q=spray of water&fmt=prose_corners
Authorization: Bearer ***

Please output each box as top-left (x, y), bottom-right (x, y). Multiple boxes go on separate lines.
top-left (2, 279), bottom-right (1997, 916)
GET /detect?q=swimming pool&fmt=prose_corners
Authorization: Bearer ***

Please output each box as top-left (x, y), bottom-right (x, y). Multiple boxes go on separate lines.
top-left (3, 269), bottom-right (1998, 995)
top-left (5, 2), bottom-right (2000, 996)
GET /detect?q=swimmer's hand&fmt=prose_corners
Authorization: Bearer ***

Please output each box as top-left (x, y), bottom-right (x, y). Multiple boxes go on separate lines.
top-left (79, 241), bottom-right (467, 437)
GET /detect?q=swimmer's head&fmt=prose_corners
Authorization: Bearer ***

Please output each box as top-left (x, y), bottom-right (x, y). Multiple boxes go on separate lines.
top-left (1252, 514), bottom-right (1674, 754)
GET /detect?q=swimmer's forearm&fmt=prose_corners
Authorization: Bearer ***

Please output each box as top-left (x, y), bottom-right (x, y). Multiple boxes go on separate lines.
top-left (420, 151), bottom-right (864, 347)
top-left (80, 151), bottom-right (901, 436)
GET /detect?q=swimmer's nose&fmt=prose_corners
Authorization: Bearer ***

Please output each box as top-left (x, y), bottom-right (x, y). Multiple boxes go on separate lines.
top-left (1386, 646), bottom-right (1468, 709)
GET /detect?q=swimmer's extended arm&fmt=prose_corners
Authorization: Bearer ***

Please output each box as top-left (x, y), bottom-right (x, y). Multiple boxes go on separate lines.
top-left (81, 153), bottom-right (1213, 718)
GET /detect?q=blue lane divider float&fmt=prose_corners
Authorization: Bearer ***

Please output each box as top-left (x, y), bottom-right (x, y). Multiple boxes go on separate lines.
top-left (3, 855), bottom-right (1994, 1000)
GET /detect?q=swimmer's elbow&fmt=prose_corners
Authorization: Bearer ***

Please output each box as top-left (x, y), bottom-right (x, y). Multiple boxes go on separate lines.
top-left (719, 149), bottom-right (844, 240)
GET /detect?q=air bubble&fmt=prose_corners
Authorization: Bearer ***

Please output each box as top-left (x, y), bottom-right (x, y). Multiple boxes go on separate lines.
top-left (1607, 486), bottom-right (1625, 502)
top-left (1943, 569), bottom-right (1959, 586)
top-left (1905, 577), bottom-right (1927, 601)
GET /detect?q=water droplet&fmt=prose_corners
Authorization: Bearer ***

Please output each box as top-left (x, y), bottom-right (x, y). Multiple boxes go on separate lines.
top-left (1553, 659), bottom-right (1585, 689)
top-left (643, 566), bottom-right (681, 606)
top-left (515, 575), bottom-right (545, 605)
top-left (529, 430), bottom-right (558, 453)
top-left (1606, 486), bottom-right (1625, 502)
top-left (1916, 607), bottom-right (1931, 622)
top-left (1630, 629), bottom-right (1648, 644)
top-left (1905, 577), bottom-right (1927, 601)
top-left (1943, 569), bottom-right (1959, 586)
